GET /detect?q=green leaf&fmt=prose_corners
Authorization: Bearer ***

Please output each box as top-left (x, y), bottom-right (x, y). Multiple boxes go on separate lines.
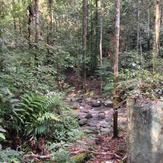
top-left (0, 133), bottom-right (5, 140)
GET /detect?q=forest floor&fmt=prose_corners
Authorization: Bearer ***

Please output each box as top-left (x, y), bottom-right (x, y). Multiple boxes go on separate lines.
top-left (64, 72), bottom-right (127, 163)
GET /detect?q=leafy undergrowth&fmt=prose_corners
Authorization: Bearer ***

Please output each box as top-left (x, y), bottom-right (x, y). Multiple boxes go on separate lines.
top-left (67, 132), bottom-right (127, 163)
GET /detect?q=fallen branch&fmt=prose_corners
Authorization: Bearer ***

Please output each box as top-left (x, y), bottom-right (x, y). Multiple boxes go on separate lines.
top-left (70, 149), bottom-right (90, 155)
top-left (92, 151), bottom-right (114, 155)
top-left (122, 153), bottom-right (127, 161)
top-left (23, 153), bottom-right (52, 161)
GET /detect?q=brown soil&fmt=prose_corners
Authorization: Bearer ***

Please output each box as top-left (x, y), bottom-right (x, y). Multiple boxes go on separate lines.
top-left (68, 132), bottom-right (127, 163)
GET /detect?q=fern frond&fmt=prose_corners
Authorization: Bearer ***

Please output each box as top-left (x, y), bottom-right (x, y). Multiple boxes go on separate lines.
top-left (37, 112), bottom-right (61, 122)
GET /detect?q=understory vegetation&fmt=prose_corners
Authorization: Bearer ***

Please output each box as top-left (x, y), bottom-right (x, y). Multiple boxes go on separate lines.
top-left (0, 0), bottom-right (163, 162)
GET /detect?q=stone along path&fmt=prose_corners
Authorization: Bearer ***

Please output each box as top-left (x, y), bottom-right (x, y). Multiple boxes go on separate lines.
top-left (66, 94), bottom-right (127, 135)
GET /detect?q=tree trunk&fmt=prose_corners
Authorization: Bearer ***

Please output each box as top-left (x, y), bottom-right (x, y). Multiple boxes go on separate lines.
top-left (137, 0), bottom-right (140, 53)
top-left (27, 3), bottom-right (33, 48)
top-left (34, 0), bottom-right (39, 67)
top-left (35, 0), bottom-right (39, 43)
top-left (46, 0), bottom-right (53, 64)
top-left (82, 0), bottom-right (88, 91)
top-left (153, 0), bottom-right (160, 72)
top-left (147, 0), bottom-right (150, 51)
top-left (113, 0), bottom-right (120, 138)
top-left (99, 0), bottom-right (103, 92)
top-left (154, 0), bottom-right (160, 57)
top-left (91, 0), bottom-right (98, 75)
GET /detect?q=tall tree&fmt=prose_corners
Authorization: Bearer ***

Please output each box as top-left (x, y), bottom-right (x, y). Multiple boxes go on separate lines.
top-left (113, 0), bottom-right (120, 138)
top-left (153, 0), bottom-right (160, 72)
top-left (34, 0), bottom-right (39, 43)
top-left (99, 0), bottom-right (103, 91)
top-left (46, 0), bottom-right (53, 63)
top-left (34, 0), bottom-right (39, 67)
top-left (154, 0), bottom-right (160, 58)
top-left (137, 0), bottom-right (140, 53)
top-left (147, 0), bottom-right (151, 51)
top-left (82, 0), bottom-right (88, 91)
top-left (26, 2), bottom-right (34, 48)
top-left (90, 0), bottom-right (98, 75)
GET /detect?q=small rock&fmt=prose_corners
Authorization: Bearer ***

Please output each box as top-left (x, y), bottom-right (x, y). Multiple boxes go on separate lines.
top-left (98, 112), bottom-right (106, 119)
top-left (79, 118), bottom-right (88, 126)
top-left (92, 114), bottom-right (99, 119)
top-left (92, 100), bottom-right (102, 107)
top-left (98, 121), bottom-right (111, 128)
top-left (81, 110), bottom-right (89, 113)
top-left (85, 113), bottom-right (93, 119)
top-left (105, 118), bottom-right (112, 123)
top-left (103, 99), bottom-right (113, 107)
top-left (87, 121), bottom-right (97, 127)
top-left (77, 113), bottom-right (88, 120)
top-left (100, 127), bottom-right (111, 134)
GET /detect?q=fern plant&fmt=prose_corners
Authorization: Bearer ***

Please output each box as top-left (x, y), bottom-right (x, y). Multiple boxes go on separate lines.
top-left (18, 93), bottom-right (63, 139)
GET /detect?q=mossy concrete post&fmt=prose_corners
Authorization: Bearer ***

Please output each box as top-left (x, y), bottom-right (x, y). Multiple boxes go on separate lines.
top-left (127, 98), bottom-right (163, 163)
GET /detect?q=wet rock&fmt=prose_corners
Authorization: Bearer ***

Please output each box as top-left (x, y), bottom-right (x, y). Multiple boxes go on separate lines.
top-left (98, 121), bottom-right (111, 128)
top-left (98, 112), bottom-right (106, 119)
top-left (92, 100), bottom-right (102, 107)
top-left (105, 118), bottom-right (112, 123)
top-left (103, 99), bottom-right (113, 107)
top-left (77, 113), bottom-right (88, 120)
top-left (100, 127), bottom-right (111, 134)
top-left (79, 118), bottom-right (88, 126)
top-left (81, 110), bottom-right (89, 113)
top-left (87, 120), bottom-right (97, 127)
top-left (85, 113), bottom-right (93, 119)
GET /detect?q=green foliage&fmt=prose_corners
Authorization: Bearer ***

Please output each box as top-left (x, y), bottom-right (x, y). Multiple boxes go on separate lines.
top-left (17, 93), bottom-right (64, 139)
top-left (0, 146), bottom-right (23, 163)
top-left (103, 51), bottom-right (163, 100)
top-left (0, 89), bottom-right (79, 148)
top-left (52, 148), bottom-right (70, 163)
top-left (0, 126), bottom-right (6, 140)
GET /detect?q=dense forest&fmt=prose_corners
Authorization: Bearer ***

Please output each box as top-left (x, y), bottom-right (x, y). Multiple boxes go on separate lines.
top-left (0, 0), bottom-right (163, 162)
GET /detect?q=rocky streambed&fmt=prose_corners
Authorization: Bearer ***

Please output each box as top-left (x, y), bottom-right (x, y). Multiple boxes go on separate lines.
top-left (66, 95), bottom-right (127, 135)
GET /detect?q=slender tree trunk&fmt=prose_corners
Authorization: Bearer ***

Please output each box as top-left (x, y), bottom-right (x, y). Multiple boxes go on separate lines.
top-left (99, 0), bottom-right (103, 92)
top-left (35, 0), bottom-right (39, 43)
top-left (47, 0), bottom-right (53, 64)
top-left (82, 0), bottom-right (88, 91)
top-left (90, 0), bottom-right (93, 65)
top-left (137, 0), bottom-right (140, 53)
top-left (95, 0), bottom-right (98, 71)
top-left (147, 0), bottom-right (150, 50)
top-left (34, 0), bottom-right (39, 67)
top-left (154, 0), bottom-right (160, 57)
top-left (26, 2), bottom-right (34, 49)
top-left (153, 0), bottom-right (160, 71)
top-left (91, 0), bottom-right (98, 75)
top-left (113, 0), bottom-right (120, 138)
